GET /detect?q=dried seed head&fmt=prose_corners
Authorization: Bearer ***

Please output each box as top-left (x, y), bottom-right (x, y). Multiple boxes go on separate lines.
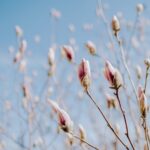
top-left (78, 124), bottom-right (86, 144)
top-left (138, 85), bottom-right (147, 118)
top-left (144, 58), bottom-right (150, 68)
top-left (15, 25), bottom-right (23, 37)
top-left (85, 41), bottom-right (96, 55)
top-left (111, 16), bottom-right (120, 36)
top-left (78, 58), bottom-right (91, 91)
top-left (58, 109), bottom-right (73, 133)
top-left (61, 45), bottom-right (74, 62)
top-left (136, 3), bottom-right (144, 14)
top-left (104, 61), bottom-right (123, 88)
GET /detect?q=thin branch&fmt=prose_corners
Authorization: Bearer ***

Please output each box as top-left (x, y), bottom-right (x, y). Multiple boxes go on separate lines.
top-left (69, 132), bottom-right (99, 150)
top-left (114, 87), bottom-right (135, 150)
top-left (86, 90), bottom-right (129, 150)
top-left (115, 34), bottom-right (138, 103)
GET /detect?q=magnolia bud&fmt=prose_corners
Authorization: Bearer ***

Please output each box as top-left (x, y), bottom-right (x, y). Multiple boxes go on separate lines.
top-left (104, 61), bottom-right (123, 88)
top-left (105, 94), bottom-right (117, 109)
top-left (47, 99), bottom-right (60, 113)
top-left (78, 58), bottom-right (91, 91)
top-left (58, 109), bottom-right (73, 133)
top-left (144, 58), bottom-right (150, 68)
top-left (135, 65), bottom-right (142, 79)
top-left (85, 41), bottom-right (96, 55)
top-left (138, 85), bottom-right (147, 118)
top-left (111, 16), bottom-right (120, 36)
top-left (78, 124), bottom-right (86, 144)
top-left (136, 3), bottom-right (144, 14)
top-left (61, 45), bottom-right (74, 62)
top-left (48, 47), bottom-right (55, 66)
top-left (15, 25), bottom-right (23, 37)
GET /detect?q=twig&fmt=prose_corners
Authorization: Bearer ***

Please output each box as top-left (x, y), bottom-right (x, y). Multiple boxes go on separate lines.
top-left (69, 132), bottom-right (99, 150)
top-left (142, 117), bottom-right (149, 150)
top-left (86, 90), bottom-right (129, 150)
top-left (115, 34), bottom-right (138, 103)
top-left (114, 87), bottom-right (135, 150)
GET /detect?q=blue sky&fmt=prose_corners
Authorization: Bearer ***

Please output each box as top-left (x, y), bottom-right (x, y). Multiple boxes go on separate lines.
top-left (0, 0), bottom-right (150, 149)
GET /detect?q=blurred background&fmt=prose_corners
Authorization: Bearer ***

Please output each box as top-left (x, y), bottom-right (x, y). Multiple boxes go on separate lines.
top-left (0, 0), bottom-right (150, 149)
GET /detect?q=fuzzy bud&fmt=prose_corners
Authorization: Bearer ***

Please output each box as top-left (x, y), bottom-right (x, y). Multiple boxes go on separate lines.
top-left (47, 99), bottom-right (60, 113)
top-left (48, 47), bottom-right (55, 66)
top-left (136, 3), bottom-right (144, 14)
top-left (144, 58), bottom-right (150, 68)
top-left (138, 85), bottom-right (147, 118)
top-left (85, 41), bottom-right (96, 55)
top-left (106, 94), bottom-right (117, 109)
top-left (104, 61), bottom-right (123, 88)
top-left (58, 109), bottom-right (73, 133)
top-left (78, 124), bottom-right (86, 144)
top-left (78, 58), bottom-right (91, 91)
top-left (61, 45), bottom-right (74, 62)
top-left (111, 16), bottom-right (120, 36)
top-left (135, 65), bottom-right (142, 79)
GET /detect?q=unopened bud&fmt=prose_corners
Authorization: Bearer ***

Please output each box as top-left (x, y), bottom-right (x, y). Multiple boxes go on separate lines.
top-left (111, 16), bottom-right (120, 36)
top-left (85, 41), bottom-right (96, 55)
top-left (138, 85), bottom-right (147, 118)
top-left (136, 3), bottom-right (144, 14)
top-left (78, 58), bottom-right (91, 91)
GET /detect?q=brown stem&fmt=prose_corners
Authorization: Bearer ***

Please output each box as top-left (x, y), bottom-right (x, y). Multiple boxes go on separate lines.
top-left (69, 132), bottom-right (99, 150)
top-left (142, 117), bottom-right (150, 150)
top-left (86, 90), bottom-right (129, 150)
top-left (115, 88), bottom-right (135, 150)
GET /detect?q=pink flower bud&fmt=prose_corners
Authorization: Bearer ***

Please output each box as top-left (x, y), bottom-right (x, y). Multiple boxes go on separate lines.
top-left (78, 58), bottom-right (91, 90)
top-left (61, 45), bottom-right (74, 62)
top-left (85, 41), bottom-right (96, 55)
top-left (58, 109), bottom-right (73, 133)
top-left (104, 61), bottom-right (123, 88)
top-left (138, 85), bottom-right (147, 117)
top-left (47, 99), bottom-right (60, 113)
